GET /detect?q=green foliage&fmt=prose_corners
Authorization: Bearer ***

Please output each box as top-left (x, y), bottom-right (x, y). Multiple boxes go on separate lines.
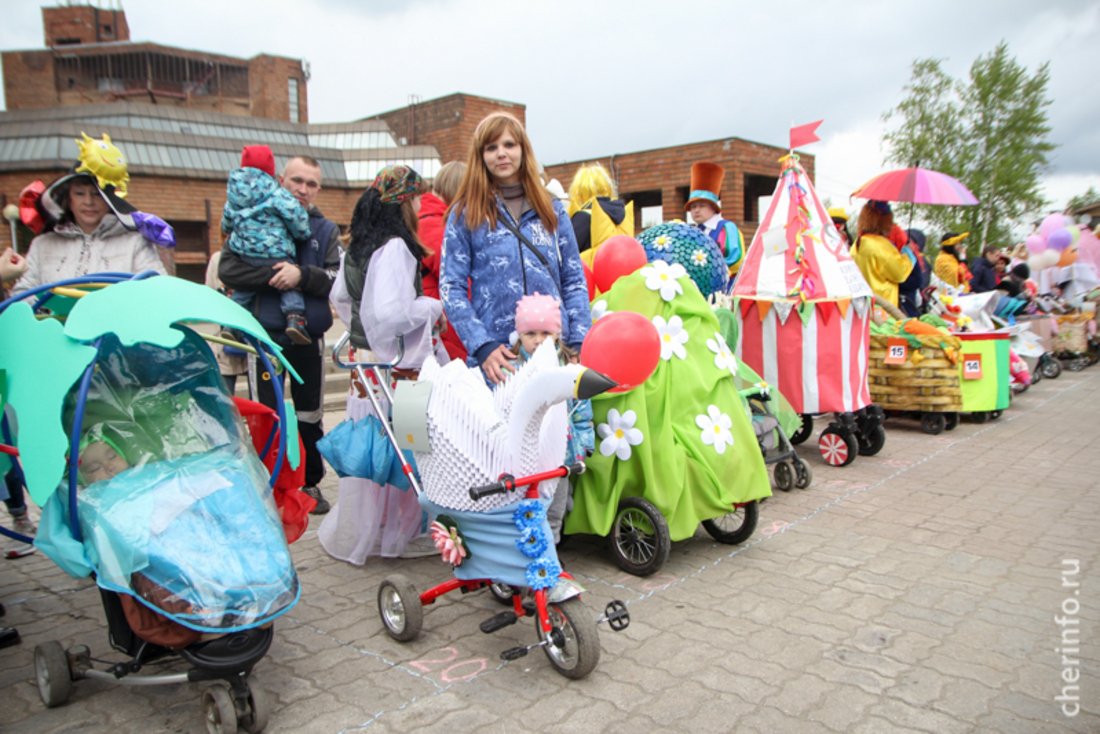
top-left (1066, 186), bottom-right (1100, 213)
top-left (883, 42), bottom-right (1055, 248)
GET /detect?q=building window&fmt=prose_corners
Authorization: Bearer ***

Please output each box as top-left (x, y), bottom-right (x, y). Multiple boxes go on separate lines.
top-left (288, 78), bottom-right (300, 123)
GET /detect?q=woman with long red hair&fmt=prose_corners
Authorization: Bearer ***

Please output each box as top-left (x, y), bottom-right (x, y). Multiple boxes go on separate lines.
top-left (440, 112), bottom-right (590, 384)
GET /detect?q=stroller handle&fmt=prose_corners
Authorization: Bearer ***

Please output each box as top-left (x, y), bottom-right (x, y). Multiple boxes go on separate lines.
top-left (331, 332), bottom-right (406, 370)
top-left (468, 463), bottom-right (585, 502)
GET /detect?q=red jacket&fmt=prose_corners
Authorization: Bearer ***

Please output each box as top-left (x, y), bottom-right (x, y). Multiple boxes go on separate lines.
top-left (418, 193), bottom-right (468, 361)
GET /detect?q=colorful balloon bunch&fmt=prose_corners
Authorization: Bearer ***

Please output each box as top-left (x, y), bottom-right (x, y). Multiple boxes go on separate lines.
top-left (1025, 213), bottom-right (1081, 272)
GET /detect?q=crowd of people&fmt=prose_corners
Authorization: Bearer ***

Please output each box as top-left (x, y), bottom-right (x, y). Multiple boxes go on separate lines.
top-left (0, 109), bottom-right (1073, 638)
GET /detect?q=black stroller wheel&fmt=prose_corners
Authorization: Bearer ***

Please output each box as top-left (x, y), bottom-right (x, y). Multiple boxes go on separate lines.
top-left (1041, 358), bottom-right (1062, 379)
top-left (201, 684), bottom-right (237, 734)
top-left (609, 497), bottom-right (670, 577)
top-left (240, 683), bottom-right (270, 733)
top-left (34, 641), bottom-right (73, 708)
top-left (378, 574), bottom-right (424, 642)
top-left (793, 458), bottom-right (813, 489)
top-left (857, 425), bottom-right (886, 456)
top-left (701, 501), bottom-right (759, 545)
top-left (773, 462), bottom-right (794, 491)
top-left (921, 413), bottom-right (946, 435)
top-left (789, 414), bottom-right (813, 445)
top-left (943, 412), bottom-right (959, 431)
top-left (539, 597), bottom-right (600, 679)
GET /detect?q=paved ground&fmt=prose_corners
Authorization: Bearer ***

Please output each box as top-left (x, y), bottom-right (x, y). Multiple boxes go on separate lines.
top-left (1, 365), bottom-right (1098, 733)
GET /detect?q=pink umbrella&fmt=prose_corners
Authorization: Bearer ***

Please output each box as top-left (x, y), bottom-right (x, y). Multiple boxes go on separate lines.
top-left (851, 167), bottom-right (979, 206)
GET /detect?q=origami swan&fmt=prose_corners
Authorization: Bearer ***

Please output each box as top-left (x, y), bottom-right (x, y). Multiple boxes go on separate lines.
top-left (414, 341), bottom-right (615, 512)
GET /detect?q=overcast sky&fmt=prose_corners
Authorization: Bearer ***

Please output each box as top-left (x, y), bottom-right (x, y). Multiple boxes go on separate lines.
top-left (2, 0), bottom-right (1097, 217)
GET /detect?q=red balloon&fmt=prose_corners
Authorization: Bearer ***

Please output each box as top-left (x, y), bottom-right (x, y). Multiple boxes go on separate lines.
top-left (580, 311), bottom-right (660, 392)
top-left (582, 260), bottom-right (596, 301)
top-left (592, 235), bottom-right (647, 294)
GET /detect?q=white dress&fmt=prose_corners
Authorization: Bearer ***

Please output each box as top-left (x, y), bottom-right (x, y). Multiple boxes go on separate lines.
top-left (318, 237), bottom-right (445, 562)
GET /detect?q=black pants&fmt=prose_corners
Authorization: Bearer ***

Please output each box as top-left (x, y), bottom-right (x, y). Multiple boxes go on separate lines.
top-left (250, 339), bottom-right (326, 488)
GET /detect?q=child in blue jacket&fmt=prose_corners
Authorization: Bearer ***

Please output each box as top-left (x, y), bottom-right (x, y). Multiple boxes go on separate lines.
top-left (221, 145), bottom-right (312, 344)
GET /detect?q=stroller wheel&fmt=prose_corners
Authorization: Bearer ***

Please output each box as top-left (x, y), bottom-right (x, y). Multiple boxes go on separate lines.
top-left (920, 413), bottom-right (946, 434)
top-left (789, 414), bottom-right (813, 445)
top-left (201, 684), bottom-right (237, 734)
top-left (701, 501), bottom-right (759, 545)
top-left (609, 497), bottom-right (670, 577)
top-left (857, 425), bottom-right (886, 456)
top-left (378, 574), bottom-right (424, 642)
top-left (990, 410), bottom-right (1003, 420)
top-left (818, 428), bottom-right (856, 466)
top-left (943, 412), bottom-right (959, 431)
top-left (239, 683), bottom-right (270, 734)
top-left (1041, 358), bottom-right (1062, 379)
top-left (793, 458), bottom-right (813, 489)
top-left (488, 582), bottom-right (518, 607)
top-left (539, 597), bottom-right (600, 679)
top-left (773, 462), bottom-right (794, 491)
top-left (34, 641), bottom-right (73, 708)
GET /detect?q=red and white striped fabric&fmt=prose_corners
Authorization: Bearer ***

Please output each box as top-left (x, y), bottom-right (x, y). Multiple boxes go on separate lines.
top-left (732, 155), bottom-right (873, 414)
top-left (736, 301), bottom-right (871, 414)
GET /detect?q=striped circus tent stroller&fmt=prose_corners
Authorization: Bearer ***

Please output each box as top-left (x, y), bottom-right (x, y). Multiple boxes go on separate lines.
top-left (731, 154), bottom-right (883, 466)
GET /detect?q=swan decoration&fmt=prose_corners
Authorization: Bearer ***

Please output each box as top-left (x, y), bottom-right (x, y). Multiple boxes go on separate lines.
top-left (414, 340), bottom-right (616, 512)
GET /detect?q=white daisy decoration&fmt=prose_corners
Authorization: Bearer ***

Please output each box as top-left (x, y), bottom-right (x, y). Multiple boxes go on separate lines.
top-left (705, 332), bottom-right (737, 373)
top-left (691, 248), bottom-right (709, 266)
top-left (652, 234), bottom-right (672, 252)
top-left (652, 315), bottom-right (689, 361)
top-left (641, 260), bottom-right (686, 301)
top-left (597, 408), bottom-right (645, 461)
top-left (591, 299), bottom-right (611, 322)
top-left (696, 405), bottom-right (734, 454)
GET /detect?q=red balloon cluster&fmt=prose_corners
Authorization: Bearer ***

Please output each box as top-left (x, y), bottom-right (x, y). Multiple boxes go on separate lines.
top-left (592, 236), bottom-right (647, 294)
top-left (580, 311), bottom-right (660, 393)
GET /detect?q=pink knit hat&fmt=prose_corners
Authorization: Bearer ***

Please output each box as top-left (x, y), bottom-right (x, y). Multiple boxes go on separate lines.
top-left (514, 294), bottom-right (561, 334)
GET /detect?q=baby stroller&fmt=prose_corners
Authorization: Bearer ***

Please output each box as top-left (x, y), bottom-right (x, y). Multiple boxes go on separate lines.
top-left (0, 273), bottom-right (304, 733)
top-left (328, 335), bottom-right (629, 679)
top-left (739, 385), bottom-right (813, 491)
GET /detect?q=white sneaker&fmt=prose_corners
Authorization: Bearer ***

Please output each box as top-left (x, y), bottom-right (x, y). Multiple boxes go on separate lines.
top-left (398, 534), bottom-right (439, 559)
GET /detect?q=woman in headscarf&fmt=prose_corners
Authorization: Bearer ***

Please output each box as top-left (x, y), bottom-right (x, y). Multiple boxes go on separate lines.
top-left (320, 165), bottom-right (445, 562)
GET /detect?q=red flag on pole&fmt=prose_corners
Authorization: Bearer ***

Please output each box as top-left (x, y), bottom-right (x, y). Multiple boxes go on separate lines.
top-left (789, 119), bottom-right (823, 150)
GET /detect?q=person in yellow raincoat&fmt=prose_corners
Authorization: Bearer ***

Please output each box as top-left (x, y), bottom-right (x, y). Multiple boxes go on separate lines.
top-left (567, 163), bottom-right (633, 268)
top-left (934, 231), bottom-right (971, 290)
top-left (850, 200), bottom-right (914, 307)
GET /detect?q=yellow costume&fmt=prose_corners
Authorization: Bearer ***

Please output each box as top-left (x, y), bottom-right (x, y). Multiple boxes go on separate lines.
top-left (850, 234), bottom-right (914, 307)
top-left (580, 198), bottom-right (634, 269)
top-left (934, 251), bottom-right (961, 288)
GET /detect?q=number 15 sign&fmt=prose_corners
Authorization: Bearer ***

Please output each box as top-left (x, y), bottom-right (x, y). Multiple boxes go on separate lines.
top-left (962, 353), bottom-right (983, 380)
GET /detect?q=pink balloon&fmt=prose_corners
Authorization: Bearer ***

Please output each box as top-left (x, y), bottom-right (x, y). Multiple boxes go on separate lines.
top-left (1049, 228), bottom-right (1072, 252)
top-left (1025, 234), bottom-right (1045, 254)
top-left (1039, 213), bottom-right (1067, 241)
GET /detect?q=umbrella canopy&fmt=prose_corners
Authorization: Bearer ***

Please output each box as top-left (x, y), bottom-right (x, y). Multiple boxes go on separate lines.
top-left (852, 167), bottom-right (979, 206)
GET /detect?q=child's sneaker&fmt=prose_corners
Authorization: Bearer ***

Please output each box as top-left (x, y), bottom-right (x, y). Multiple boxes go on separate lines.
top-left (285, 314), bottom-right (311, 345)
top-left (12, 514), bottom-right (36, 538)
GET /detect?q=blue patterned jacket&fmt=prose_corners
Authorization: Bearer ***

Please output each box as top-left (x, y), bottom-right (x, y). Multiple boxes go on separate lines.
top-left (441, 198), bottom-right (591, 365)
top-left (222, 167), bottom-right (310, 260)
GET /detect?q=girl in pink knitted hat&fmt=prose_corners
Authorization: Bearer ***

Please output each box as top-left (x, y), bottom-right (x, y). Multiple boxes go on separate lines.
top-left (510, 293), bottom-right (594, 542)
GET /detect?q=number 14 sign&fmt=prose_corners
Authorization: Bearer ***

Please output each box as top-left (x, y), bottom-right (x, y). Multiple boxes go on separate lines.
top-left (962, 353), bottom-right (983, 380)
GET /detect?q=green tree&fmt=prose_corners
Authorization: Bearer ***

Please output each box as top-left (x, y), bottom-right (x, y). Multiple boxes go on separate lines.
top-left (1065, 186), bottom-right (1100, 213)
top-left (882, 42), bottom-right (1054, 249)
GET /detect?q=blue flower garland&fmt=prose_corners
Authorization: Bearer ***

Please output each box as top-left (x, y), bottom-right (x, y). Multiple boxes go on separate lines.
top-left (525, 557), bottom-right (561, 590)
top-left (516, 526), bottom-right (549, 559)
top-left (513, 499), bottom-right (546, 531)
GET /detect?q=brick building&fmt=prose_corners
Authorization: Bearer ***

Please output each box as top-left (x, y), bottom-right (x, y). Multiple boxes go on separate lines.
top-left (0, 4), bottom-right (811, 282)
top-left (543, 139), bottom-right (813, 245)
top-left (366, 93), bottom-right (526, 165)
